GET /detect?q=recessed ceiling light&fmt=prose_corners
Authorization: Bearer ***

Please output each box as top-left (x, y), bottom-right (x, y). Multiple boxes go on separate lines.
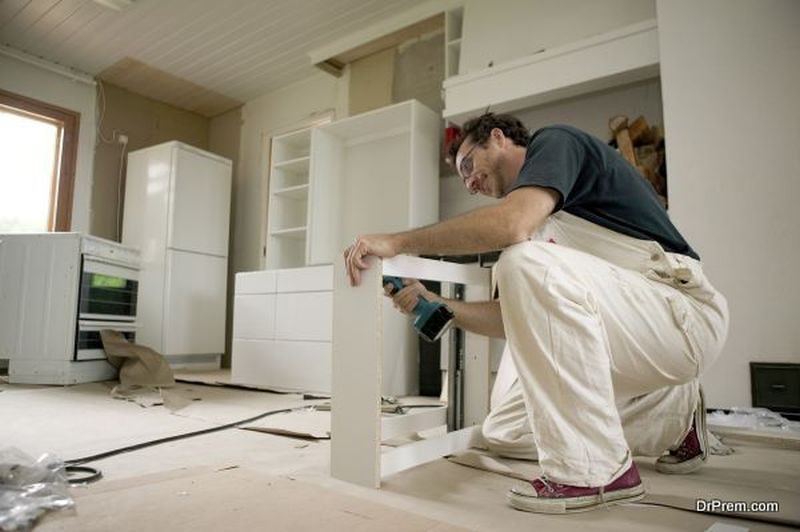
top-left (92, 0), bottom-right (135, 11)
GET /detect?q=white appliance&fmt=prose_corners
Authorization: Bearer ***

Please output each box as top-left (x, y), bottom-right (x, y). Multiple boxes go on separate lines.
top-left (0, 233), bottom-right (140, 384)
top-left (122, 141), bottom-right (232, 369)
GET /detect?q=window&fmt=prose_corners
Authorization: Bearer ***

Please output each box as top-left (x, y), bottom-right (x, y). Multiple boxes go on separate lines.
top-left (0, 89), bottom-right (79, 232)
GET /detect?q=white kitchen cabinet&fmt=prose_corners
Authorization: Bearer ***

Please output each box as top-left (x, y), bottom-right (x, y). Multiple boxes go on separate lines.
top-left (234, 100), bottom-right (440, 395)
top-left (231, 265), bottom-right (332, 394)
top-left (266, 100), bottom-right (439, 269)
top-left (308, 100), bottom-right (440, 264)
top-left (123, 141), bottom-right (231, 369)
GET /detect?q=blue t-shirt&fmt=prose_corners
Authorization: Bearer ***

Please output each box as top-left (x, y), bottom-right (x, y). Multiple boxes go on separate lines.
top-left (509, 125), bottom-right (698, 260)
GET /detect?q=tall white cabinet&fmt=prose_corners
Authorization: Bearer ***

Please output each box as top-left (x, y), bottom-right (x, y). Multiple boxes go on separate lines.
top-left (123, 141), bottom-right (232, 369)
top-left (233, 100), bottom-right (440, 395)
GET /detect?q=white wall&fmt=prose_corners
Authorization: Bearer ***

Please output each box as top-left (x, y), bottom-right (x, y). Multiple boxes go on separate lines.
top-left (0, 54), bottom-right (96, 234)
top-left (234, 71), bottom-right (347, 276)
top-left (459, 0), bottom-right (655, 76)
top-left (657, 0), bottom-right (800, 407)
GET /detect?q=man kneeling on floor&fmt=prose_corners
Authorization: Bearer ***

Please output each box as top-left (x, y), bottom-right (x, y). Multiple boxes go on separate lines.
top-left (343, 113), bottom-right (729, 514)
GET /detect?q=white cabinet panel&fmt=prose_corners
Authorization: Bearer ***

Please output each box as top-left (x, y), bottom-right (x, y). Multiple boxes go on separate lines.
top-left (275, 292), bottom-right (332, 342)
top-left (276, 265), bottom-right (333, 292)
top-left (233, 294), bottom-right (276, 340)
top-left (163, 249), bottom-right (227, 355)
top-left (168, 146), bottom-right (232, 256)
top-left (232, 339), bottom-right (332, 394)
top-left (235, 270), bottom-right (277, 294)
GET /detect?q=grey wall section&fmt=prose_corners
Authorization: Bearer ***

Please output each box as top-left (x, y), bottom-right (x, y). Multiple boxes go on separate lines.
top-left (350, 47), bottom-right (396, 116)
top-left (393, 32), bottom-right (445, 116)
top-left (392, 32), bottom-right (448, 177)
top-left (515, 79), bottom-right (663, 143)
top-left (210, 106), bottom-right (244, 368)
top-left (91, 82), bottom-right (210, 241)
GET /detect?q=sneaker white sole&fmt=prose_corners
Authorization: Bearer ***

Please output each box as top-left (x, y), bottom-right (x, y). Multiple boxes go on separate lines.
top-left (507, 484), bottom-right (646, 514)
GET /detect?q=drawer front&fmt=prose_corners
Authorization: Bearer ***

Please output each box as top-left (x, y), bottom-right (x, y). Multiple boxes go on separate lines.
top-left (276, 265), bottom-right (333, 292)
top-left (231, 339), bottom-right (331, 393)
top-left (751, 363), bottom-right (800, 410)
top-left (275, 292), bottom-right (332, 341)
top-left (232, 294), bottom-right (276, 340)
top-left (235, 270), bottom-right (277, 294)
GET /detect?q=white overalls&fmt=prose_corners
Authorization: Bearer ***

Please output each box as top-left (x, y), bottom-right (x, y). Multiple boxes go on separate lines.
top-left (482, 212), bottom-right (729, 486)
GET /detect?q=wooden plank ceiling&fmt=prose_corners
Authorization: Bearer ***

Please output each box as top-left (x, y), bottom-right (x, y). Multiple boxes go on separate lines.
top-left (0, 0), bottom-right (430, 116)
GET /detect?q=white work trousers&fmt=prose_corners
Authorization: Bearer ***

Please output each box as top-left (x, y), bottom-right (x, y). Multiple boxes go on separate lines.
top-left (490, 212), bottom-right (729, 486)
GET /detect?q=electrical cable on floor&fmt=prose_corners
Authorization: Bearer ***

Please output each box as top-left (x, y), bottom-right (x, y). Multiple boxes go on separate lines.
top-left (64, 404), bottom-right (313, 467)
top-left (65, 465), bottom-right (103, 485)
top-left (172, 377), bottom-right (329, 400)
top-left (62, 391), bottom-right (443, 484)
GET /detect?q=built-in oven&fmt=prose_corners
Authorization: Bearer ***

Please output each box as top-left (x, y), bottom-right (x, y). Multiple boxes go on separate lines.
top-left (74, 246), bottom-right (140, 361)
top-left (79, 257), bottom-right (139, 322)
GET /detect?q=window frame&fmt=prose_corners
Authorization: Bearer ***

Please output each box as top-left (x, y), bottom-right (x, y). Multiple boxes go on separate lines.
top-left (0, 88), bottom-right (80, 231)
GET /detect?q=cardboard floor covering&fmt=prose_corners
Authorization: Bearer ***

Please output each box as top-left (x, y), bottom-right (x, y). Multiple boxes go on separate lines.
top-left (37, 466), bottom-right (467, 532)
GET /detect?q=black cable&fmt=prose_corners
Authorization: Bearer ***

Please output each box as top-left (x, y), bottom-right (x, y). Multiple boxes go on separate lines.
top-left (173, 378), bottom-right (301, 396)
top-left (65, 404), bottom-right (309, 466)
top-left (65, 465), bottom-right (103, 485)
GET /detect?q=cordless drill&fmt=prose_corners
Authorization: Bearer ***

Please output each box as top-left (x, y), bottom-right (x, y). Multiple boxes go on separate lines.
top-left (383, 276), bottom-right (455, 342)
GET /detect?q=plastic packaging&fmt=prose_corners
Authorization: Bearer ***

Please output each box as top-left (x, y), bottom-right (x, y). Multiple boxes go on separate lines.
top-left (0, 447), bottom-right (74, 531)
top-left (707, 407), bottom-right (800, 434)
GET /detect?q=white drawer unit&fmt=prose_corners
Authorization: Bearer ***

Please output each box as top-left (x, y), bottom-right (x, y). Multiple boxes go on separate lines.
top-left (231, 265), bottom-right (333, 394)
top-left (231, 264), bottom-right (415, 396)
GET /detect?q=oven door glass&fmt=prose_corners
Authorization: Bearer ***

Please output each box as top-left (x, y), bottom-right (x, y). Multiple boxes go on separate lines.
top-left (79, 258), bottom-right (138, 321)
top-left (75, 320), bottom-right (137, 361)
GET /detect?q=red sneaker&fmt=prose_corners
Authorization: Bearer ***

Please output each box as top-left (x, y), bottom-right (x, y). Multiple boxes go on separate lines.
top-left (507, 463), bottom-right (645, 514)
top-left (656, 389), bottom-right (708, 474)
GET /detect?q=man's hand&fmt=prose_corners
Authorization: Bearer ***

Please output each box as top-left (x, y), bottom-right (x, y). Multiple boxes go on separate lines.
top-left (343, 234), bottom-right (399, 286)
top-left (383, 278), bottom-right (438, 314)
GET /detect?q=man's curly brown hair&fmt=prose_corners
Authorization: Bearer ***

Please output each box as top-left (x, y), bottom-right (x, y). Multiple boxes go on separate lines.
top-left (446, 112), bottom-right (531, 172)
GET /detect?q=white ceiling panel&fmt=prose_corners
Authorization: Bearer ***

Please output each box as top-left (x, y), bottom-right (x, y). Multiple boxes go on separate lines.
top-left (0, 0), bottom-right (432, 110)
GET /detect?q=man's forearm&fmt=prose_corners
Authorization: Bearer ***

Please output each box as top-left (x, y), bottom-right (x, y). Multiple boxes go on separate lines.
top-left (391, 187), bottom-right (558, 257)
top-left (393, 203), bottom-right (522, 256)
top-left (433, 297), bottom-right (505, 338)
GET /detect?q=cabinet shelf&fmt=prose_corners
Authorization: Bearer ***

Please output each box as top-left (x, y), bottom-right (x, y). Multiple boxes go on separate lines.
top-left (270, 226), bottom-right (307, 239)
top-left (273, 156), bottom-right (310, 174)
top-left (273, 130), bottom-right (311, 161)
top-left (266, 126), bottom-right (313, 270)
top-left (273, 184), bottom-right (309, 200)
